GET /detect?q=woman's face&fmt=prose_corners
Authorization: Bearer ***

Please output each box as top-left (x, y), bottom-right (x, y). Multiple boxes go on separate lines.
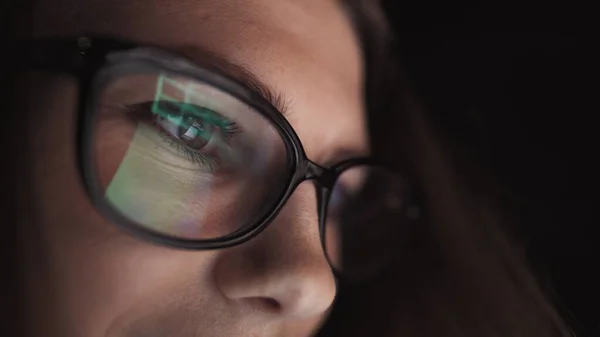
top-left (25, 0), bottom-right (366, 336)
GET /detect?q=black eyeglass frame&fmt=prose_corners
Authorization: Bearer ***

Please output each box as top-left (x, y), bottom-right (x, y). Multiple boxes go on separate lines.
top-left (21, 37), bottom-right (415, 271)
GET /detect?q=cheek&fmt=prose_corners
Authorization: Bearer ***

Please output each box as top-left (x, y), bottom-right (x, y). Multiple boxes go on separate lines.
top-left (25, 74), bottom-right (123, 254)
top-left (25, 74), bottom-right (219, 336)
top-left (27, 75), bottom-right (97, 240)
top-left (94, 120), bottom-right (256, 239)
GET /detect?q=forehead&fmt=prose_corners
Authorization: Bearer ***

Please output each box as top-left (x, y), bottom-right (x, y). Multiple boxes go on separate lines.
top-left (33, 0), bottom-right (367, 162)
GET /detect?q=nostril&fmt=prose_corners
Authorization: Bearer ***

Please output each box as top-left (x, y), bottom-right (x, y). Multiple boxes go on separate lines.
top-left (262, 298), bottom-right (281, 311)
top-left (246, 297), bottom-right (281, 313)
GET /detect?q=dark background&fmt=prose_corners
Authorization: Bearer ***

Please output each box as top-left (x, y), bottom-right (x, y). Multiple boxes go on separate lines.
top-left (382, 1), bottom-right (599, 334)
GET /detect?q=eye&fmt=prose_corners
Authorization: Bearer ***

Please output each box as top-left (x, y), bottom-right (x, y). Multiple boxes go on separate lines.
top-left (153, 100), bottom-right (227, 151)
top-left (178, 117), bottom-right (215, 150)
top-left (159, 112), bottom-right (215, 151)
top-left (328, 182), bottom-right (349, 218)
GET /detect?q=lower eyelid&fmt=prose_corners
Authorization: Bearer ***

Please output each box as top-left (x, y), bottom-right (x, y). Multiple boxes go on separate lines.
top-left (127, 122), bottom-right (218, 172)
top-left (160, 133), bottom-right (220, 167)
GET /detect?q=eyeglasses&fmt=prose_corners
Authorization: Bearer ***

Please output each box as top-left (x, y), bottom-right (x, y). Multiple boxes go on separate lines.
top-left (22, 36), bottom-right (419, 281)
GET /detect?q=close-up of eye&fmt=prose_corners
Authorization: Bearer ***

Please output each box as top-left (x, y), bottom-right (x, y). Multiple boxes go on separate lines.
top-left (154, 101), bottom-right (221, 151)
top-left (89, 71), bottom-right (292, 241)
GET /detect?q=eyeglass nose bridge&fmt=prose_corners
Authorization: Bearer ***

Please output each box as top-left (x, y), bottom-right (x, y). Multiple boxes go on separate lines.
top-left (303, 160), bottom-right (337, 189)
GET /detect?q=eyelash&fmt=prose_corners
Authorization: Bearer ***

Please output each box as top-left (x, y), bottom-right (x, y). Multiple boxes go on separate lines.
top-left (157, 132), bottom-right (220, 170)
top-left (216, 121), bottom-right (242, 139)
top-left (124, 102), bottom-right (241, 170)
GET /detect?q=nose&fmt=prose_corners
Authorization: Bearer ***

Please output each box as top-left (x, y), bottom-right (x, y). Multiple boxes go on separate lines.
top-left (213, 182), bottom-right (336, 319)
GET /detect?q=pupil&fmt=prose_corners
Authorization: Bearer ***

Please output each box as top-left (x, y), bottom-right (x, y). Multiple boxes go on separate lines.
top-left (182, 122), bottom-right (203, 141)
top-left (178, 117), bottom-right (213, 149)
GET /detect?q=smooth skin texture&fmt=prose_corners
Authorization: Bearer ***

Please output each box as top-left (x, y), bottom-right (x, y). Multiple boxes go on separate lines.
top-left (25, 0), bottom-right (367, 336)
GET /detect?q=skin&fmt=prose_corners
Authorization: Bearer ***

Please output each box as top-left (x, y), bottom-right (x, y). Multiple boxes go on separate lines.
top-left (24, 0), bottom-right (367, 336)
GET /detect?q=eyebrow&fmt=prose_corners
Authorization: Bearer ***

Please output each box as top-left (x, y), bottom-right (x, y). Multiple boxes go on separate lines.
top-left (165, 45), bottom-right (292, 116)
top-left (159, 44), bottom-right (370, 167)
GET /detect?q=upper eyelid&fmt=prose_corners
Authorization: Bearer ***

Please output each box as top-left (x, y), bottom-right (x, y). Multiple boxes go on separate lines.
top-left (153, 100), bottom-right (232, 128)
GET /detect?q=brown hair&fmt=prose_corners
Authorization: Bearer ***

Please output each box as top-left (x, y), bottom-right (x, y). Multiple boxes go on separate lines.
top-left (318, 1), bottom-right (573, 336)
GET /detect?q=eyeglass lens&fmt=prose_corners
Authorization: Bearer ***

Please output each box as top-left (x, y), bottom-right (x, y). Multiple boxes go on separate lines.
top-left (93, 71), bottom-right (290, 240)
top-left (325, 165), bottom-right (409, 279)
